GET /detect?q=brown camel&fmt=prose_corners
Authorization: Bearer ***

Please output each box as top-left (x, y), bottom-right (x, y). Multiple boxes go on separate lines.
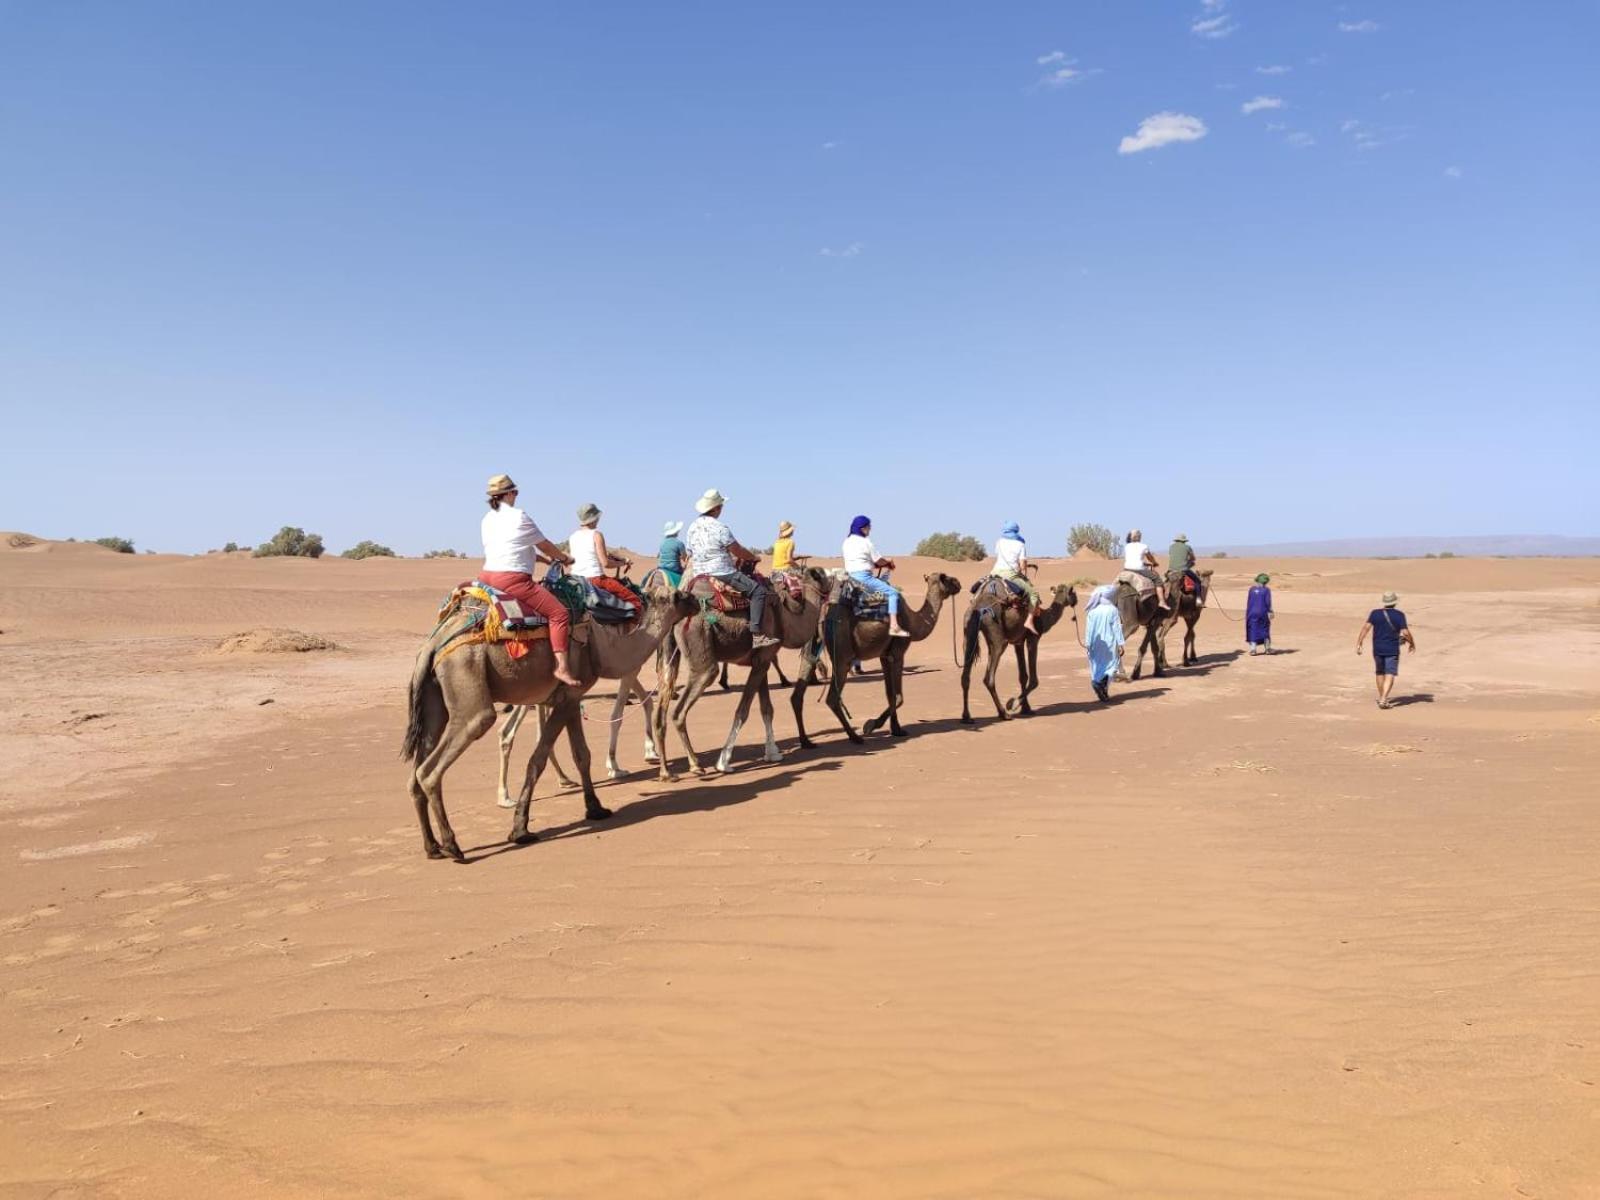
top-left (1160, 568), bottom-right (1214, 667)
top-left (1114, 580), bottom-right (1170, 680)
top-left (494, 570), bottom-right (677, 803)
top-left (401, 586), bottom-right (699, 861)
top-left (654, 567), bottom-right (833, 779)
top-left (793, 572), bottom-right (963, 744)
top-left (959, 581), bottom-right (1079, 722)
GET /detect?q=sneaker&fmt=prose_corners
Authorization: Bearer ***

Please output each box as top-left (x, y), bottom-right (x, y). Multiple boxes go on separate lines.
top-left (888, 628), bottom-right (911, 638)
top-left (750, 634), bottom-right (779, 649)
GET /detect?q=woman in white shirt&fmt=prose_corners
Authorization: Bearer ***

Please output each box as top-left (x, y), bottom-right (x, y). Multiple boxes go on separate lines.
top-left (842, 516), bottom-right (910, 637)
top-left (568, 503), bottom-right (642, 616)
top-left (478, 474), bottom-right (581, 685)
top-left (991, 521), bottom-right (1041, 635)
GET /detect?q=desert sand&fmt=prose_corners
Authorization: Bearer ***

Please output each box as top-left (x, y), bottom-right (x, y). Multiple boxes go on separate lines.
top-left (2, 537), bottom-right (1598, 1198)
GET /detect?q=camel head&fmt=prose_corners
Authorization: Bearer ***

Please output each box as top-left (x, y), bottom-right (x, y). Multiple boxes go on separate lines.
top-left (926, 572), bottom-right (963, 600)
top-left (643, 587), bottom-right (701, 626)
top-left (1199, 568), bottom-right (1214, 580)
top-left (1050, 582), bottom-right (1078, 609)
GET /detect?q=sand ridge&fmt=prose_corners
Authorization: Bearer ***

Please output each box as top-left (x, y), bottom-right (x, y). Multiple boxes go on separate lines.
top-left (2, 546), bottom-right (1598, 1197)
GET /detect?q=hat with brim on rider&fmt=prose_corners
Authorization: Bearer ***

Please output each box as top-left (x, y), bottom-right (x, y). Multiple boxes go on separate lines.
top-left (663, 520), bottom-right (684, 537)
top-left (778, 521), bottom-right (794, 537)
top-left (577, 503), bottom-right (601, 525)
top-left (486, 473), bottom-right (517, 496)
top-left (695, 489), bottom-right (728, 514)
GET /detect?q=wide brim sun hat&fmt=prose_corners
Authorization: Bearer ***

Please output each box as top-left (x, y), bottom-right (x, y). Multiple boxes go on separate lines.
top-left (695, 488), bottom-right (728, 514)
top-left (1382, 591), bottom-right (1399, 607)
top-left (486, 473), bottom-right (517, 495)
top-left (663, 520), bottom-right (684, 537)
top-left (778, 521), bottom-right (794, 537)
top-left (577, 502), bottom-right (601, 524)
top-left (1174, 533), bottom-right (1188, 542)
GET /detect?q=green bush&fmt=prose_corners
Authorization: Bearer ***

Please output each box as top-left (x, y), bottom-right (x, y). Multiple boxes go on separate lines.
top-left (254, 527), bottom-right (325, 559)
top-left (1437, 550), bottom-right (1456, 559)
top-left (423, 548), bottom-right (466, 559)
top-left (92, 537), bottom-right (135, 554)
top-left (222, 541), bottom-right (241, 553)
top-left (1212, 550), bottom-right (1229, 559)
top-left (340, 540), bottom-right (397, 560)
top-left (914, 532), bottom-right (986, 561)
top-left (1066, 523), bottom-right (1120, 558)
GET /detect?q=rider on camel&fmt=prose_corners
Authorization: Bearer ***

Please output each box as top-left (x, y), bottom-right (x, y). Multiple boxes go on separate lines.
top-left (478, 474), bottom-right (581, 686)
top-left (569, 503), bottom-right (643, 617)
top-left (685, 489), bottom-right (778, 650)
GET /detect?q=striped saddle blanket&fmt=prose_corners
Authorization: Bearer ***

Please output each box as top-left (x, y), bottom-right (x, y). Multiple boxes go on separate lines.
top-left (835, 578), bottom-right (891, 619)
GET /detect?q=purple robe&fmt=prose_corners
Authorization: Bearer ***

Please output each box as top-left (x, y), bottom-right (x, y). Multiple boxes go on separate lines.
top-left (1245, 585), bottom-right (1273, 644)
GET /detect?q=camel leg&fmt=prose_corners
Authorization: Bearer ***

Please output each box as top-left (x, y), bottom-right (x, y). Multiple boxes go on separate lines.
top-left (823, 621), bottom-right (864, 744)
top-left (671, 663), bottom-right (720, 778)
top-left (416, 681), bottom-right (497, 863)
top-left (980, 622), bottom-right (1008, 719)
top-left (866, 645), bottom-right (909, 737)
top-left (637, 677), bottom-right (660, 765)
top-left (757, 673), bottom-right (782, 762)
top-left (1021, 636), bottom-right (1041, 714)
top-left (772, 657), bottom-right (791, 688)
top-left (715, 660), bottom-right (767, 774)
top-left (604, 674), bottom-right (639, 779)
top-left (791, 652), bottom-right (821, 749)
top-left (408, 682), bottom-right (448, 858)
top-left (718, 662), bottom-right (732, 691)
top-left (496, 704), bottom-right (528, 809)
top-left (653, 630), bottom-right (683, 781)
top-left (1007, 638), bottom-right (1029, 716)
top-left (508, 699), bottom-right (570, 843)
top-left (560, 693), bottom-right (611, 821)
top-left (959, 611), bottom-right (983, 725)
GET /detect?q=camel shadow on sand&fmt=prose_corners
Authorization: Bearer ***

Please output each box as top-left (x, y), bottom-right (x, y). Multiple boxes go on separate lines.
top-left (464, 758), bottom-right (849, 859)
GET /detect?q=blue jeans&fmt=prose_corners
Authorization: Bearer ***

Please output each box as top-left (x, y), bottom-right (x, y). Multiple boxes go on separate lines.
top-left (849, 571), bottom-right (900, 615)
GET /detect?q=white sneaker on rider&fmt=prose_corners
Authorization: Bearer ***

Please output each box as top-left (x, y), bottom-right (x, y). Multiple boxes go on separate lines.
top-left (750, 634), bottom-right (779, 649)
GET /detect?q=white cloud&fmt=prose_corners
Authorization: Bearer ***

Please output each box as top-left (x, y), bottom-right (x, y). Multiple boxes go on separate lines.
top-left (1192, 13), bottom-right (1238, 38)
top-left (1340, 118), bottom-right (1361, 133)
top-left (1444, 165), bottom-right (1463, 179)
top-left (1256, 64), bottom-right (1293, 75)
top-left (1241, 95), bottom-right (1285, 115)
top-left (1041, 66), bottom-right (1084, 87)
top-left (1118, 111), bottom-right (1208, 155)
top-left (1201, 0), bottom-right (1225, 8)
top-left (1380, 88), bottom-right (1415, 102)
top-left (820, 242), bottom-right (863, 258)
top-left (1338, 19), bottom-right (1380, 33)
top-left (821, 141), bottom-right (838, 150)
top-left (1037, 50), bottom-right (1066, 66)
top-left (1286, 131), bottom-right (1316, 148)
top-left (1265, 122), bottom-right (1287, 132)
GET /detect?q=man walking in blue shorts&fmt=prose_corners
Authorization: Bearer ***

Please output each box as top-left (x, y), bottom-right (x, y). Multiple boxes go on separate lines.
top-left (1355, 591), bottom-right (1417, 709)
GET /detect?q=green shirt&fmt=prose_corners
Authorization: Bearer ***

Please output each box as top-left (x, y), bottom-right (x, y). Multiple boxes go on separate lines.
top-left (1168, 541), bottom-right (1194, 572)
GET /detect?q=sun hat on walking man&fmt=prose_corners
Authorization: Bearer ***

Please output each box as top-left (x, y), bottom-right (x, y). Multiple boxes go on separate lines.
top-left (1355, 591), bottom-right (1416, 709)
top-left (684, 489), bottom-right (777, 649)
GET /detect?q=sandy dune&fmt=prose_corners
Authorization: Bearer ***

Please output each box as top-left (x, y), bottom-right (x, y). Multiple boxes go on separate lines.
top-left (2, 539), bottom-right (1598, 1198)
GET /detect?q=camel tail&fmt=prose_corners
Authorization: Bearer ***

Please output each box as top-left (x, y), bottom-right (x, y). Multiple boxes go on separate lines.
top-left (400, 641), bottom-right (442, 763)
top-left (963, 608), bottom-right (984, 668)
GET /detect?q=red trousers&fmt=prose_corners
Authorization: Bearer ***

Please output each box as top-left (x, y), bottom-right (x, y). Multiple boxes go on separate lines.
top-left (478, 571), bottom-right (571, 652)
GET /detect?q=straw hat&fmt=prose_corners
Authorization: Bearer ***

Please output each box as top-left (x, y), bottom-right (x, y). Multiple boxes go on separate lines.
top-left (778, 520), bottom-right (794, 537)
top-left (1381, 591), bottom-right (1399, 607)
top-left (486, 473), bottom-right (517, 496)
top-left (695, 488), bottom-right (728, 514)
top-left (577, 502), bottom-right (601, 525)
top-left (662, 520), bottom-right (683, 537)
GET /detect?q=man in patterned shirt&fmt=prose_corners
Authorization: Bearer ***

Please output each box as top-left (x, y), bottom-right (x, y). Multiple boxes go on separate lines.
top-left (684, 488), bottom-right (777, 649)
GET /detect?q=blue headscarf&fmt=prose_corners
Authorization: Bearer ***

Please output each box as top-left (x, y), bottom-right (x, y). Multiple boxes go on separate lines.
top-left (849, 515), bottom-right (871, 537)
top-left (1001, 522), bottom-right (1023, 542)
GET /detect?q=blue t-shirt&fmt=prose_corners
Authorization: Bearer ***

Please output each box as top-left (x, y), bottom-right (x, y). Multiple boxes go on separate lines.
top-left (658, 536), bottom-right (686, 573)
top-left (1368, 608), bottom-right (1408, 656)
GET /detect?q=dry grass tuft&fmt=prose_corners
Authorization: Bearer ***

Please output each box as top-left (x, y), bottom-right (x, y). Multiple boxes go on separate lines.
top-left (215, 628), bottom-right (339, 654)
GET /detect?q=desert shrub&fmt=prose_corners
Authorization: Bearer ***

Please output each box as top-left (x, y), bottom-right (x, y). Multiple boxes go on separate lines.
top-left (914, 531), bottom-right (986, 561)
top-left (92, 537), bottom-right (135, 554)
top-left (254, 527), bottom-right (325, 559)
top-left (423, 548), bottom-right (466, 559)
top-left (340, 540), bottom-right (396, 560)
top-left (1066, 523), bottom-right (1121, 558)
top-left (222, 541), bottom-right (240, 553)
top-left (1212, 550), bottom-right (1229, 559)
top-left (1424, 552), bottom-right (1438, 559)
top-left (1437, 550), bottom-right (1456, 559)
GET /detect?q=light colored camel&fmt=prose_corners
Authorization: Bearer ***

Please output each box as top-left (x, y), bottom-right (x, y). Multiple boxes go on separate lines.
top-left (1114, 581), bottom-right (1169, 680)
top-left (794, 572), bottom-right (963, 745)
top-left (959, 581), bottom-right (1079, 722)
top-left (653, 567), bottom-right (832, 779)
top-left (493, 572), bottom-right (676, 804)
top-left (1160, 568), bottom-right (1214, 666)
top-left (401, 587), bottom-right (699, 861)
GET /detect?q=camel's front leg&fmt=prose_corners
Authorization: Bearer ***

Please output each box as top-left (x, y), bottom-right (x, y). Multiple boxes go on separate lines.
top-left (715, 663), bottom-right (766, 773)
top-left (604, 674), bottom-right (638, 779)
top-left (671, 665), bottom-right (720, 777)
top-left (509, 702), bottom-right (570, 844)
top-left (496, 705), bottom-right (529, 809)
top-left (757, 672), bottom-right (782, 763)
top-left (559, 694), bottom-right (611, 821)
top-left (638, 677), bottom-right (660, 765)
top-left (791, 653), bottom-right (821, 748)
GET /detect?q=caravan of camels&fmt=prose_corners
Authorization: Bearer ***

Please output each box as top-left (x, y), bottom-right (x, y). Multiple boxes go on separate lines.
top-left (402, 477), bottom-right (1219, 862)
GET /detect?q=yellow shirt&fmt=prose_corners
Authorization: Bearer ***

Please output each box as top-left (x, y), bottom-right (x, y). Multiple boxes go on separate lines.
top-left (771, 536), bottom-right (795, 571)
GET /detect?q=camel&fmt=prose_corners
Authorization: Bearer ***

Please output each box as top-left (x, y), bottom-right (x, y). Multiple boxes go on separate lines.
top-left (1160, 568), bottom-right (1214, 667)
top-left (794, 572), bottom-right (963, 745)
top-left (959, 580), bottom-right (1079, 722)
top-left (401, 586), bottom-right (699, 861)
top-left (653, 567), bottom-right (832, 779)
top-left (493, 571), bottom-right (676, 804)
top-left (1114, 580), bottom-right (1170, 680)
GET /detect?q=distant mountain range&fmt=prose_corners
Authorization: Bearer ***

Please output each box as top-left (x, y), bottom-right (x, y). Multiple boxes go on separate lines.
top-left (1210, 535), bottom-right (1600, 558)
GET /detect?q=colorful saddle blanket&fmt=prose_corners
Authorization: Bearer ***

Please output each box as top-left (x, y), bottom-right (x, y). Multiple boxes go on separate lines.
top-left (970, 576), bottom-right (1028, 605)
top-left (576, 577), bottom-right (644, 624)
top-left (440, 583), bottom-right (549, 632)
top-left (685, 572), bottom-right (772, 614)
top-left (835, 578), bottom-right (891, 619)
top-left (767, 569), bottom-right (808, 602)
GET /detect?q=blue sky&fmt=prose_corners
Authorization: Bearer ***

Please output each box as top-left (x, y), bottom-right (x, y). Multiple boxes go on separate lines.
top-left (2, 1), bottom-right (1596, 556)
